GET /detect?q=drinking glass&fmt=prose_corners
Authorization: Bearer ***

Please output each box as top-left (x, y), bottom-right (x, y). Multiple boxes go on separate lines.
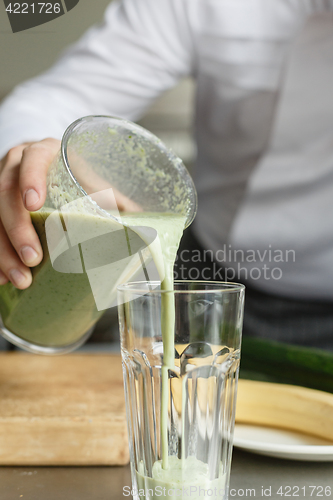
top-left (118, 281), bottom-right (245, 500)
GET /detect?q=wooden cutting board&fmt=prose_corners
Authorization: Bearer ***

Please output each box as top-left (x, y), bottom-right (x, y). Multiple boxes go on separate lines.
top-left (0, 353), bottom-right (129, 466)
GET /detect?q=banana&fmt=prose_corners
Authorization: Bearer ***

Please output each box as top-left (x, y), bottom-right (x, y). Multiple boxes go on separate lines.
top-left (235, 379), bottom-right (333, 442)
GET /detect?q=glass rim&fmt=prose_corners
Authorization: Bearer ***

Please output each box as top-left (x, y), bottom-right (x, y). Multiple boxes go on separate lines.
top-left (117, 280), bottom-right (245, 294)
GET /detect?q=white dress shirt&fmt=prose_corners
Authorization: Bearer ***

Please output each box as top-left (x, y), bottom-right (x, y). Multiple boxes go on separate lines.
top-left (1, 0), bottom-right (333, 300)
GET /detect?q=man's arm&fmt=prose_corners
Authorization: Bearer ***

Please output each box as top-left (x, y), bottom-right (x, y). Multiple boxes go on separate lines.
top-left (0, 0), bottom-right (194, 157)
top-left (0, 0), bottom-right (195, 288)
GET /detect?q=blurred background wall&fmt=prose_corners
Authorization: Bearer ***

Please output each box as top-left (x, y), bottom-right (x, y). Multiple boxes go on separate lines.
top-left (0, 0), bottom-right (196, 165)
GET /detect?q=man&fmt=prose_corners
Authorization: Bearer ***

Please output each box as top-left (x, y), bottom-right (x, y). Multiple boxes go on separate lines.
top-left (1, 0), bottom-right (333, 348)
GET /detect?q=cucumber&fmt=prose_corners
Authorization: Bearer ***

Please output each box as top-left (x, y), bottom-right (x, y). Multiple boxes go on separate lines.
top-left (239, 337), bottom-right (333, 393)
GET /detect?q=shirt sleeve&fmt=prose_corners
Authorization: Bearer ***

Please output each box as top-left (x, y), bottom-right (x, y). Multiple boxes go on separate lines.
top-left (0, 0), bottom-right (195, 159)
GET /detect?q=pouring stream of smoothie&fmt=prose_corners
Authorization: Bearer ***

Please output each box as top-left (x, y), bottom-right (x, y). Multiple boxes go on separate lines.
top-left (120, 213), bottom-right (186, 470)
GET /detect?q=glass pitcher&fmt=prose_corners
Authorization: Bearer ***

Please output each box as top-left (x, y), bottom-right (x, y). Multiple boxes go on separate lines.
top-left (0, 115), bottom-right (197, 355)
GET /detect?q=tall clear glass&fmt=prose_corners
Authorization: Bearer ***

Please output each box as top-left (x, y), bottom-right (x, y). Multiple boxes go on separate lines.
top-left (118, 281), bottom-right (245, 500)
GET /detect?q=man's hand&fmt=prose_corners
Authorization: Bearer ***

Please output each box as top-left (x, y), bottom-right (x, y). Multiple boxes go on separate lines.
top-left (0, 138), bottom-right (60, 289)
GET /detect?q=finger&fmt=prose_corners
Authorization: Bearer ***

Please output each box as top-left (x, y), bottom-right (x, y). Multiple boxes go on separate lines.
top-left (0, 270), bottom-right (9, 286)
top-left (112, 186), bottom-right (143, 212)
top-left (19, 138), bottom-right (60, 211)
top-left (0, 218), bottom-right (32, 289)
top-left (0, 143), bottom-right (29, 174)
top-left (71, 156), bottom-right (142, 212)
top-left (0, 158), bottom-right (43, 268)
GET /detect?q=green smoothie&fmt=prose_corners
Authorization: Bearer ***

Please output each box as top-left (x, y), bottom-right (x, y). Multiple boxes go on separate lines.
top-left (136, 456), bottom-right (226, 500)
top-left (0, 211), bottom-right (107, 347)
top-left (0, 211), bottom-right (184, 352)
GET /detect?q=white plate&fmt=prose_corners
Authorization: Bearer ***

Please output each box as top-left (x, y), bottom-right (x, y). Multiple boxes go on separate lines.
top-left (233, 424), bottom-right (333, 461)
